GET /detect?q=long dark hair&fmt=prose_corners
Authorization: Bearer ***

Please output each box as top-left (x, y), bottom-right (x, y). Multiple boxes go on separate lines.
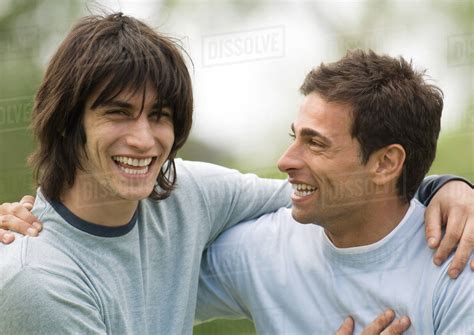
top-left (29, 13), bottom-right (193, 201)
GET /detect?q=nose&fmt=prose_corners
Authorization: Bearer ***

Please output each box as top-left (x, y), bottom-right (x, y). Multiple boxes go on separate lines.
top-left (277, 141), bottom-right (304, 174)
top-left (125, 115), bottom-right (156, 152)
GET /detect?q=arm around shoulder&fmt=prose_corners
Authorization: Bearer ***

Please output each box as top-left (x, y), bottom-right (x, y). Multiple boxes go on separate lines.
top-left (417, 174), bottom-right (473, 206)
top-left (0, 266), bottom-right (106, 334)
top-left (183, 161), bottom-right (291, 243)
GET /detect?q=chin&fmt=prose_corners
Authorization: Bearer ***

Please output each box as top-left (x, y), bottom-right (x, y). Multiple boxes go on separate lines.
top-left (291, 209), bottom-right (316, 225)
top-left (117, 187), bottom-right (154, 201)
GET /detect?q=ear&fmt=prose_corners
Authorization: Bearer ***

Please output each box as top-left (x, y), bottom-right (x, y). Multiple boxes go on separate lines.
top-left (369, 144), bottom-right (406, 186)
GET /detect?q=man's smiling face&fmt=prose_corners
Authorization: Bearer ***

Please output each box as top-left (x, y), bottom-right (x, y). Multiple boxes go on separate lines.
top-left (277, 92), bottom-right (372, 226)
top-left (78, 83), bottom-right (175, 202)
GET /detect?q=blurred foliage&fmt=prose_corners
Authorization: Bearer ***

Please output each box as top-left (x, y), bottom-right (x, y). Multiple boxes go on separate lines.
top-left (429, 107), bottom-right (473, 181)
top-left (194, 319), bottom-right (256, 335)
top-left (0, 1), bottom-right (471, 335)
top-left (178, 138), bottom-right (238, 168)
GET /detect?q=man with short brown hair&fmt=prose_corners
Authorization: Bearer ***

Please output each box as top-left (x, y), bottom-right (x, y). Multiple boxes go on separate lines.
top-left (197, 50), bottom-right (474, 334)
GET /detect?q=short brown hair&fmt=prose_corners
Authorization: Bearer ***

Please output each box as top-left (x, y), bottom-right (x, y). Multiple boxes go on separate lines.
top-left (29, 13), bottom-right (193, 201)
top-left (301, 49), bottom-right (443, 201)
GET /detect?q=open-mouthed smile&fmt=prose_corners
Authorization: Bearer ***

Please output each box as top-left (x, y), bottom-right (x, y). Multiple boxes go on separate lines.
top-left (112, 155), bottom-right (155, 176)
top-left (292, 183), bottom-right (318, 197)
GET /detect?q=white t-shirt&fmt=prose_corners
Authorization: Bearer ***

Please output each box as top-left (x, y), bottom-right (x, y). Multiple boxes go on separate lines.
top-left (0, 160), bottom-right (291, 334)
top-left (197, 199), bottom-right (474, 334)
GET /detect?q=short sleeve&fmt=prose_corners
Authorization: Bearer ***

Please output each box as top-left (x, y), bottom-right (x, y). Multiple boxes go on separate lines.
top-left (0, 267), bottom-right (106, 334)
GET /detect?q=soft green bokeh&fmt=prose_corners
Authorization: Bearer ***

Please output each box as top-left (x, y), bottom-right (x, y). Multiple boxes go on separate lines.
top-left (0, 1), bottom-right (471, 334)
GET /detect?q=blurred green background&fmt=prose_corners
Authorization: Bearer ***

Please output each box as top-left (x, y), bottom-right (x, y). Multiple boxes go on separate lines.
top-left (0, 1), bottom-right (472, 334)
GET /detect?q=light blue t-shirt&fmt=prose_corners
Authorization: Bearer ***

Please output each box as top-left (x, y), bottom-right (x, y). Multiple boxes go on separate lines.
top-left (0, 159), bottom-right (291, 334)
top-left (197, 200), bottom-right (474, 334)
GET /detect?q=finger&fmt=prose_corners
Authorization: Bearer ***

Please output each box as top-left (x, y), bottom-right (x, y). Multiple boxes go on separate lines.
top-left (360, 309), bottom-right (395, 335)
top-left (0, 214), bottom-right (39, 237)
top-left (335, 317), bottom-right (354, 335)
top-left (380, 316), bottom-right (411, 335)
top-left (424, 203), bottom-right (442, 249)
top-left (20, 195), bottom-right (35, 210)
top-left (0, 202), bottom-right (42, 232)
top-left (433, 209), bottom-right (465, 266)
top-left (447, 215), bottom-right (474, 278)
top-left (0, 228), bottom-right (15, 244)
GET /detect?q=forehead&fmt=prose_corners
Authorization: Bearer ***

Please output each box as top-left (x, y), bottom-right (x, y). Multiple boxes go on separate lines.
top-left (295, 93), bottom-right (353, 137)
top-left (87, 81), bottom-right (160, 109)
top-left (114, 84), bottom-right (159, 104)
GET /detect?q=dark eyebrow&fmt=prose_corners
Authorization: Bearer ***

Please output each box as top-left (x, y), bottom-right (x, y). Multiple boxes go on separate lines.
top-left (96, 100), bottom-right (170, 112)
top-left (291, 123), bottom-right (332, 146)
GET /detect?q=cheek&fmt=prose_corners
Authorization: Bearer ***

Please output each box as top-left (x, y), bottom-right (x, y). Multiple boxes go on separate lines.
top-left (164, 125), bottom-right (176, 148)
top-left (154, 125), bottom-right (175, 154)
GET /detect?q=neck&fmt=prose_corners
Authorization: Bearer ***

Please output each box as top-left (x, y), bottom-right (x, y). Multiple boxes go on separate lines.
top-left (60, 175), bottom-right (138, 228)
top-left (323, 195), bottom-right (410, 248)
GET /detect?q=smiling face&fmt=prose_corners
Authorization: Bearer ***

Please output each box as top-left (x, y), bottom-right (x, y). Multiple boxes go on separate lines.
top-left (77, 83), bottom-right (175, 203)
top-left (277, 93), bottom-right (373, 226)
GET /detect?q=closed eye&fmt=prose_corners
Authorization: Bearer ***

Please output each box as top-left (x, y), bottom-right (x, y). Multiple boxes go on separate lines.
top-left (105, 109), bottom-right (129, 116)
top-left (310, 140), bottom-right (325, 147)
top-left (149, 107), bottom-right (173, 121)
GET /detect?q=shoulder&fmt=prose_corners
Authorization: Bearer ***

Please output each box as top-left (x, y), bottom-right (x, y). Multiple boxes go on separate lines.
top-left (167, 159), bottom-right (243, 201)
top-left (214, 207), bottom-right (294, 244)
top-left (0, 235), bottom-right (85, 289)
top-left (0, 236), bottom-right (103, 332)
top-left (175, 158), bottom-right (235, 174)
top-left (0, 242), bottom-right (96, 313)
top-left (174, 159), bottom-right (240, 183)
top-left (174, 159), bottom-right (287, 191)
top-left (0, 192), bottom-right (90, 288)
top-left (0, 237), bottom-right (27, 287)
top-left (0, 261), bottom-right (104, 334)
top-left (205, 208), bottom-right (295, 266)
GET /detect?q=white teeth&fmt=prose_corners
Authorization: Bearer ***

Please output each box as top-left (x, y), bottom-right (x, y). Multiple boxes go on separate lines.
top-left (119, 165), bottom-right (149, 175)
top-left (292, 183), bottom-right (317, 197)
top-left (112, 156), bottom-right (153, 167)
top-left (292, 183), bottom-right (317, 191)
top-left (295, 190), bottom-right (313, 197)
